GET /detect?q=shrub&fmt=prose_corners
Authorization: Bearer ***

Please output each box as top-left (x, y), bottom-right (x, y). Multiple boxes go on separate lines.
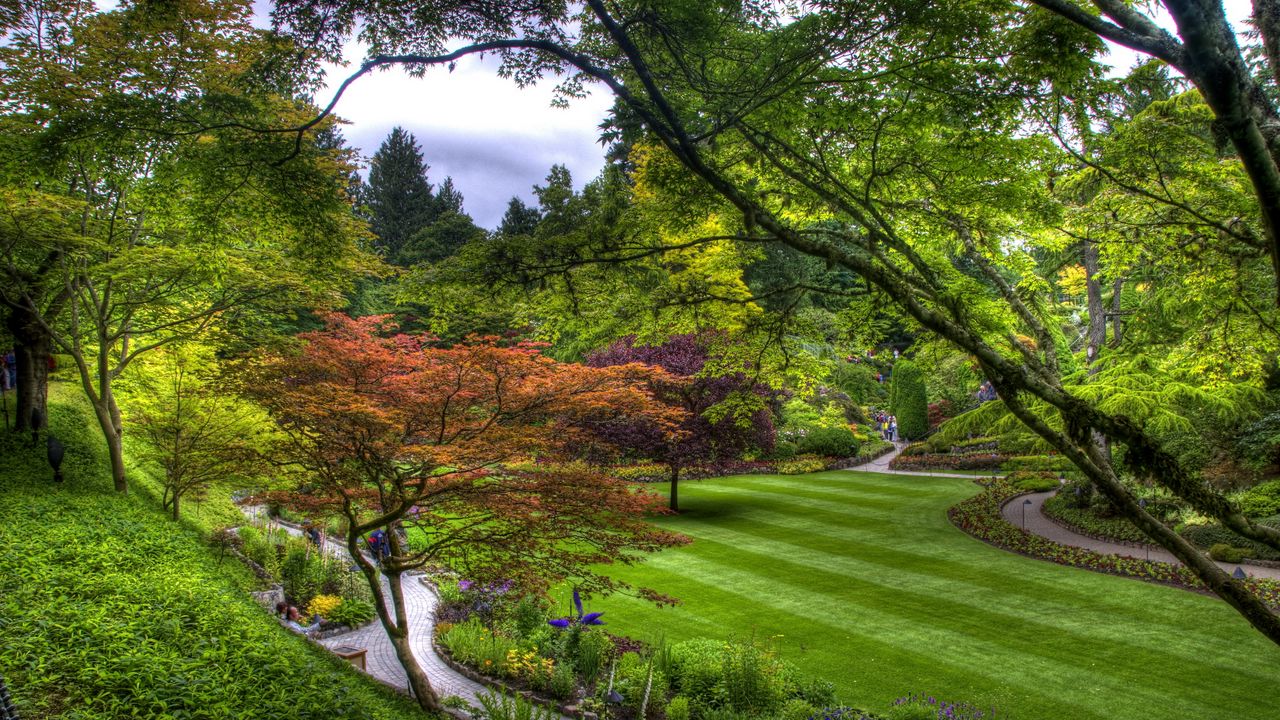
top-left (328, 598), bottom-right (376, 627)
top-left (772, 441), bottom-right (798, 460)
top-left (613, 464), bottom-right (671, 483)
top-left (575, 627), bottom-right (614, 682)
top-left (1181, 524), bottom-right (1280, 561)
top-left (1001, 455), bottom-right (1073, 473)
top-left (889, 452), bottom-right (1009, 472)
top-left (798, 426), bottom-right (859, 458)
top-left (1209, 544), bottom-right (1250, 563)
top-left (1040, 494), bottom-right (1150, 545)
top-left (782, 699), bottom-right (819, 720)
top-left (306, 594), bottom-right (343, 620)
top-left (889, 359), bottom-right (928, 440)
top-left (549, 662), bottom-right (576, 700)
top-left (613, 652), bottom-right (667, 718)
top-left (666, 695), bottom-right (692, 720)
top-left (475, 690), bottom-right (558, 720)
top-left (1233, 480), bottom-right (1280, 518)
top-left (778, 455), bottom-right (828, 475)
top-left (439, 618), bottom-right (519, 673)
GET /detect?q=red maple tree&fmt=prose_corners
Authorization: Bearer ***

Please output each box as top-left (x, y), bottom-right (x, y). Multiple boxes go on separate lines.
top-left (243, 313), bottom-right (688, 710)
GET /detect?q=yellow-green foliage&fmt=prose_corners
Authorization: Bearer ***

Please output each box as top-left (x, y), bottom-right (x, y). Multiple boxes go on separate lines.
top-left (0, 386), bottom-right (424, 719)
top-left (307, 594), bottom-right (344, 620)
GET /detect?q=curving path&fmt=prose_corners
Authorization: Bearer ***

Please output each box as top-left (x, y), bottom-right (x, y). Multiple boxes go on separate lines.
top-left (239, 506), bottom-right (488, 706)
top-left (1001, 490), bottom-right (1280, 581)
top-left (845, 446), bottom-right (1280, 581)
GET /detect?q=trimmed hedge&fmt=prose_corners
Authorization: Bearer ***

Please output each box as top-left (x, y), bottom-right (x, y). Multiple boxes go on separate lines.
top-left (888, 360), bottom-right (928, 441)
top-left (0, 387), bottom-right (425, 720)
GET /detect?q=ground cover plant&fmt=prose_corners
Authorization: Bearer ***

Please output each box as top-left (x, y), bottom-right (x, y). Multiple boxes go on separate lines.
top-left (0, 386), bottom-right (425, 719)
top-left (586, 470), bottom-right (1280, 720)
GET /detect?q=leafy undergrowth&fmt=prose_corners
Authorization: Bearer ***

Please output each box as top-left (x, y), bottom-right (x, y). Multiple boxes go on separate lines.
top-left (0, 385), bottom-right (428, 719)
top-left (948, 479), bottom-right (1280, 607)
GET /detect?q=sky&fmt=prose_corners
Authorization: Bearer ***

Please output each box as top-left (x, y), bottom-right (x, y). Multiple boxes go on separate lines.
top-left (318, 50), bottom-right (613, 230)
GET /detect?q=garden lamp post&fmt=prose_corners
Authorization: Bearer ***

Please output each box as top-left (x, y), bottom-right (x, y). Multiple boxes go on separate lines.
top-left (1022, 498), bottom-right (1032, 530)
top-left (46, 434), bottom-right (64, 483)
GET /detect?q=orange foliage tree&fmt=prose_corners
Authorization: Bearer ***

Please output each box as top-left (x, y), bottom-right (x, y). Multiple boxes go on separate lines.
top-left (242, 313), bottom-right (687, 710)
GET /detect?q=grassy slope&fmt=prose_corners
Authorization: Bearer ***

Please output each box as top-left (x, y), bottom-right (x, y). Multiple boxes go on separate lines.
top-left (0, 383), bottom-right (428, 720)
top-left (592, 471), bottom-right (1280, 720)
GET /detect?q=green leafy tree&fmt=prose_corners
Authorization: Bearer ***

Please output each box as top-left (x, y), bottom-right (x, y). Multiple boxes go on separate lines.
top-left (121, 344), bottom-right (273, 520)
top-left (0, 0), bottom-right (370, 492)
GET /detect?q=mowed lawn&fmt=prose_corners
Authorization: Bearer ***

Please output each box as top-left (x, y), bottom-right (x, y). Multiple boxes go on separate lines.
top-left (590, 471), bottom-right (1280, 720)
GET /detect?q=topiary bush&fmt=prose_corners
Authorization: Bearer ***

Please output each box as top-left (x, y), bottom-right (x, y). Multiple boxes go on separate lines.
top-left (889, 360), bottom-right (929, 441)
top-left (1209, 544), bottom-right (1250, 563)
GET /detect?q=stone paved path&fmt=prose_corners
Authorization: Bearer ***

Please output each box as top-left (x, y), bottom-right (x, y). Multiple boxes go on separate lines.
top-left (241, 507), bottom-right (488, 706)
top-left (845, 442), bottom-right (997, 478)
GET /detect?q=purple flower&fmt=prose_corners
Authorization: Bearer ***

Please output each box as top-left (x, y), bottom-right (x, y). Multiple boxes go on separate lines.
top-left (547, 588), bottom-right (606, 628)
top-left (458, 579), bottom-right (473, 591)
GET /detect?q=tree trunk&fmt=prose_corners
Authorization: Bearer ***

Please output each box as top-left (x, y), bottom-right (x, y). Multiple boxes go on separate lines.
top-left (1082, 239), bottom-right (1105, 375)
top-left (7, 304), bottom-right (50, 434)
top-left (348, 528), bottom-right (441, 713)
top-left (92, 392), bottom-right (128, 493)
top-left (171, 492), bottom-right (180, 521)
top-left (669, 465), bottom-right (680, 512)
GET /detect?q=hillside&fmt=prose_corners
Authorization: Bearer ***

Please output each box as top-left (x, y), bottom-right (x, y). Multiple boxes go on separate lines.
top-left (0, 383), bottom-right (429, 719)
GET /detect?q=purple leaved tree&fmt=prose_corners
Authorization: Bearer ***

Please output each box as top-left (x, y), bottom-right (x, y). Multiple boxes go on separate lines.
top-left (585, 334), bottom-right (777, 511)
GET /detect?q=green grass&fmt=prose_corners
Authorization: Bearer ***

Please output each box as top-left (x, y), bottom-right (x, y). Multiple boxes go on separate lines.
top-left (0, 383), bottom-right (430, 719)
top-left (592, 471), bottom-right (1280, 720)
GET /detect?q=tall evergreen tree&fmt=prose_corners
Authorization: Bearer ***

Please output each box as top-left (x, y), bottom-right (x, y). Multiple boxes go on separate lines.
top-left (890, 359), bottom-right (928, 441)
top-left (434, 176), bottom-right (464, 215)
top-left (497, 196), bottom-right (541, 237)
top-left (364, 127), bottom-right (435, 266)
top-left (533, 164), bottom-right (583, 237)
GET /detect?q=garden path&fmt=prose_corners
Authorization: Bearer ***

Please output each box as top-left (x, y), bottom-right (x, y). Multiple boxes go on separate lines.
top-left (845, 442), bottom-right (989, 478)
top-left (1001, 491), bottom-right (1280, 581)
top-left (239, 506), bottom-right (489, 707)
top-left (849, 446), bottom-right (1280, 580)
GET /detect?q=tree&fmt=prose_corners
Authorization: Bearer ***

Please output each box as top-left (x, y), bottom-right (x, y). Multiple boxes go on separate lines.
top-left (0, 0), bottom-right (371, 492)
top-left (243, 313), bottom-right (687, 712)
top-left (274, 0), bottom-right (1280, 644)
top-left (122, 344), bottom-right (270, 520)
top-left (364, 126), bottom-right (436, 266)
top-left (497, 196), bottom-right (541, 237)
top-left (585, 334), bottom-right (777, 511)
top-left (890, 359), bottom-right (929, 441)
top-left (1025, 0), bottom-right (1280, 299)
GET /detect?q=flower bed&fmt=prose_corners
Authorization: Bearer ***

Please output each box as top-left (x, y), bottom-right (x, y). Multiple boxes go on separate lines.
top-left (947, 480), bottom-right (1280, 609)
top-left (889, 452), bottom-right (1010, 472)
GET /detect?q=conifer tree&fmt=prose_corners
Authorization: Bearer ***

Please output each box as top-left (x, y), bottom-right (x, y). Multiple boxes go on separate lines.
top-left (497, 196), bottom-right (541, 237)
top-left (891, 359), bottom-right (928, 441)
top-left (364, 127), bottom-right (435, 266)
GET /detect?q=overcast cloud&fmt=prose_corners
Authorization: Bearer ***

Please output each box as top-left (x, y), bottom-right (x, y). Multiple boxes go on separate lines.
top-left (320, 50), bottom-right (613, 230)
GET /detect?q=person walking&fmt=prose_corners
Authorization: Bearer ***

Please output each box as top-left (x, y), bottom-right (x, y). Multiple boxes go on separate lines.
top-left (889, 416), bottom-right (898, 443)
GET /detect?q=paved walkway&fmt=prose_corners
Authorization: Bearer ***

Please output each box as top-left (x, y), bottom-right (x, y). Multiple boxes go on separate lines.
top-left (844, 447), bottom-right (1280, 581)
top-left (240, 507), bottom-right (488, 706)
top-left (1001, 491), bottom-right (1280, 581)
top-left (845, 442), bottom-right (997, 478)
